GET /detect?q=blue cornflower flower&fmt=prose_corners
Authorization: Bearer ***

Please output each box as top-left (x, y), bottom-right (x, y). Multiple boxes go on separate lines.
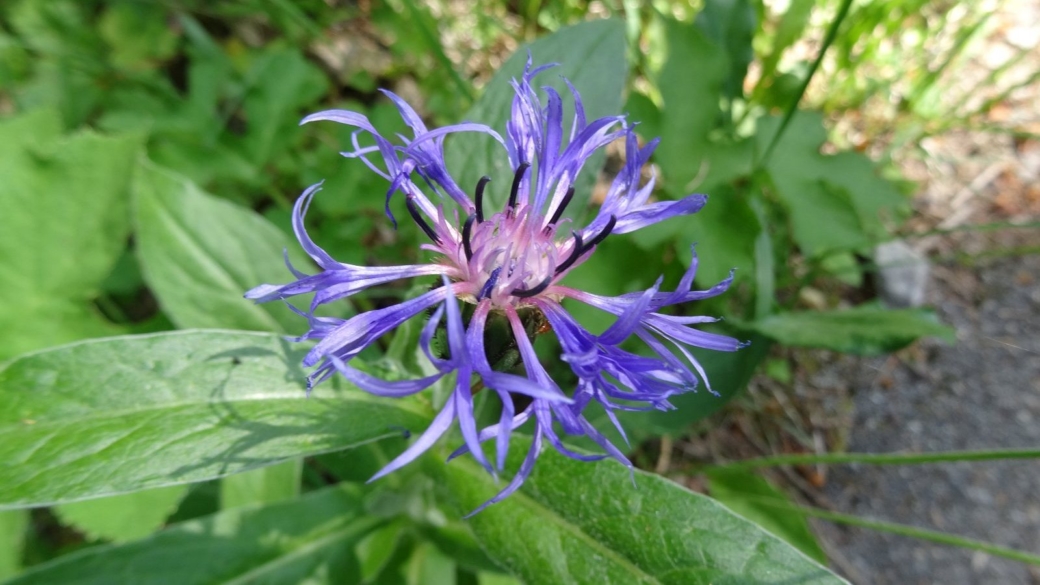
top-left (246, 57), bottom-right (741, 513)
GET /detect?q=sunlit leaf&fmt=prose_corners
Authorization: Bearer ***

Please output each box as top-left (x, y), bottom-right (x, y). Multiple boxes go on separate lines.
top-left (220, 460), bottom-right (302, 510)
top-left (53, 485), bottom-right (189, 543)
top-left (133, 160), bottom-right (311, 332)
top-left (0, 331), bottom-right (429, 508)
top-left (0, 108), bottom-right (139, 358)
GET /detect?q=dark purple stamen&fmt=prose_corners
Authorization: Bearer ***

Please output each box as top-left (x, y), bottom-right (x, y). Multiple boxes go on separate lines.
top-left (508, 163), bottom-right (531, 210)
top-left (478, 267), bottom-right (503, 300)
top-left (406, 197), bottom-right (440, 244)
top-left (474, 176), bottom-right (491, 223)
top-left (512, 275), bottom-right (553, 298)
top-left (581, 215), bottom-right (616, 253)
top-left (461, 215), bottom-right (476, 261)
top-left (546, 186), bottom-right (575, 228)
top-left (554, 231), bottom-right (584, 275)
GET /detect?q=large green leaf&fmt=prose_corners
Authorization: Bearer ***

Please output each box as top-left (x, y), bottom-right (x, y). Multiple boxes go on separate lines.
top-left (434, 439), bottom-right (845, 584)
top-left (0, 331), bottom-right (429, 508)
top-left (706, 468), bottom-right (827, 564)
top-left (749, 306), bottom-right (955, 354)
top-left (443, 19), bottom-right (627, 212)
top-left (0, 108), bottom-right (140, 358)
top-left (8, 485), bottom-right (374, 585)
top-left (133, 161), bottom-right (310, 332)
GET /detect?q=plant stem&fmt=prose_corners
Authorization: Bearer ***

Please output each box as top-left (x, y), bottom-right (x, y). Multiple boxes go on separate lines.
top-left (756, 0), bottom-right (854, 170)
top-left (738, 495), bottom-right (1040, 566)
top-left (714, 448), bottom-right (1040, 470)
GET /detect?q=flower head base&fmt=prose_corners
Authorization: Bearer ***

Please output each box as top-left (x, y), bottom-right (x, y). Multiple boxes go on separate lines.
top-left (247, 57), bottom-right (742, 514)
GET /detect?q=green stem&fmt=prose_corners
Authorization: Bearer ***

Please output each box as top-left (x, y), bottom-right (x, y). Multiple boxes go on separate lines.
top-left (756, 0), bottom-right (854, 170)
top-left (401, 0), bottom-right (475, 104)
top-left (714, 448), bottom-right (1040, 470)
top-left (738, 495), bottom-right (1040, 566)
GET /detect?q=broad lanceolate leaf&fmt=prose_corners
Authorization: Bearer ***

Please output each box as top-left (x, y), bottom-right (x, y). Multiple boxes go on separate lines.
top-left (444, 19), bottom-right (627, 212)
top-left (0, 108), bottom-right (140, 358)
top-left (9, 485), bottom-right (375, 585)
top-left (434, 438), bottom-right (846, 585)
top-left (133, 161), bottom-right (310, 332)
top-left (53, 485), bottom-right (189, 543)
top-left (707, 468), bottom-right (828, 563)
top-left (750, 306), bottom-right (955, 354)
top-left (0, 331), bottom-right (429, 508)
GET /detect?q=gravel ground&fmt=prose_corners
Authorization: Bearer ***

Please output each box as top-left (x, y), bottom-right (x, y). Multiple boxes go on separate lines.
top-left (815, 253), bottom-right (1040, 584)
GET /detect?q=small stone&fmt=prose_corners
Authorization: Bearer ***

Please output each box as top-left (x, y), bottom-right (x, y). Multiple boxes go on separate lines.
top-left (875, 240), bottom-right (931, 308)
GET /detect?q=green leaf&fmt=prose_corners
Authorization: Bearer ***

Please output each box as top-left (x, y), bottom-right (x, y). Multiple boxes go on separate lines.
top-left (357, 520), bottom-right (407, 582)
top-left (679, 180), bottom-right (760, 286)
top-left (656, 16), bottom-right (728, 192)
top-left (52, 485), bottom-right (189, 543)
top-left (0, 510), bottom-right (28, 580)
top-left (694, 0), bottom-right (757, 101)
top-left (133, 160), bottom-right (310, 332)
top-left (417, 520), bottom-right (504, 575)
top-left (8, 485), bottom-right (374, 585)
top-left (239, 46), bottom-right (328, 165)
top-left (434, 438), bottom-right (845, 584)
top-left (757, 112), bottom-right (904, 257)
top-left (443, 19), bottom-right (627, 212)
top-left (97, 2), bottom-right (179, 71)
top-left (749, 306), bottom-right (955, 354)
top-left (403, 541), bottom-right (457, 585)
top-left (0, 108), bottom-right (140, 358)
top-left (0, 330), bottom-right (430, 508)
top-left (220, 459), bottom-right (302, 510)
top-left (706, 468), bottom-right (828, 563)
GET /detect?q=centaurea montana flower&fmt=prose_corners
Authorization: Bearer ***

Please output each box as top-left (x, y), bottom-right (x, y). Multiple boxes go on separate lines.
top-left (246, 58), bottom-right (742, 514)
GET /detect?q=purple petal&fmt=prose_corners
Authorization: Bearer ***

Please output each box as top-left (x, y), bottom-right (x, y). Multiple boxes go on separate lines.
top-left (330, 356), bottom-right (444, 398)
top-left (369, 393), bottom-right (458, 483)
top-left (464, 426), bottom-right (543, 517)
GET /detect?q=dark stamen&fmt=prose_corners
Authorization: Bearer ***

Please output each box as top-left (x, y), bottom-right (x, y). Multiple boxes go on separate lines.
top-left (508, 163), bottom-right (531, 210)
top-left (406, 197), bottom-right (440, 244)
top-left (474, 176), bottom-right (491, 223)
top-left (581, 215), bottom-right (616, 253)
top-left (478, 267), bottom-right (503, 301)
top-left (512, 275), bottom-right (553, 298)
top-left (461, 214), bottom-right (476, 261)
top-left (546, 186), bottom-right (575, 227)
top-left (554, 232), bottom-right (584, 275)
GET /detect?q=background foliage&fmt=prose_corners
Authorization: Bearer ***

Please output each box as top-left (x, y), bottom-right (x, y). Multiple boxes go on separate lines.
top-left (0, 0), bottom-right (1035, 582)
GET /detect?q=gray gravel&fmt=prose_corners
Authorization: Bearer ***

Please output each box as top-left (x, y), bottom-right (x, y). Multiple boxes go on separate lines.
top-left (817, 254), bottom-right (1040, 584)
